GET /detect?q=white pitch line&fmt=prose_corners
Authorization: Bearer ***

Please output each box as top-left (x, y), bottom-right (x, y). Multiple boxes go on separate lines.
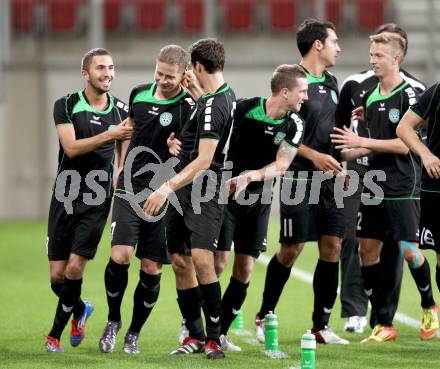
top-left (257, 254), bottom-right (440, 337)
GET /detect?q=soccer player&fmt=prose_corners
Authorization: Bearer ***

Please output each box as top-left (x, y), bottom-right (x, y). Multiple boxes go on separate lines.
top-left (331, 32), bottom-right (438, 342)
top-left (396, 82), bottom-right (440, 330)
top-left (255, 19), bottom-right (348, 345)
top-left (45, 48), bottom-right (132, 352)
top-left (218, 64), bottom-right (307, 351)
top-left (98, 45), bottom-right (195, 354)
top-left (144, 38), bottom-right (236, 359)
top-left (336, 23), bottom-right (426, 333)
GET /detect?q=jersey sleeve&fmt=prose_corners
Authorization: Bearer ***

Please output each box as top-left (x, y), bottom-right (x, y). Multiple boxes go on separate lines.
top-left (410, 82), bottom-right (440, 120)
top-left (114, 98), bottom-right (129, 121)
top-left (335, 80), bottom-right (356, 129)
top-left (199, 97), bottom-right (230, 141)
top-left (284, 113), bottom-right (305, 148)
top-left (53, 96), bottom-right (72, 125)
top-left (128, 87), bottom-right (138, 119)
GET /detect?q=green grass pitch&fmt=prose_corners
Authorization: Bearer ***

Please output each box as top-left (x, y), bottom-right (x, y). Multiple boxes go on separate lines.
top-left (0, 220), bottom-right (439, 369)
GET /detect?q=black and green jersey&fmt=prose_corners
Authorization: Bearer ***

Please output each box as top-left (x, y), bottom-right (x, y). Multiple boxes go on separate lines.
top-left (117, 83), bottom-right (194, 193)
top-left (410, 82), bottom-right (440, 193)
top-left (178, 83), bottom-right (236, 174)
top-left (336, 68), bottom-right (426, 174)
top-left (53, 90), bottom-right (128, 197)
top-left (290, 69), bottom-right (339, 175)
top-left (228, 97), bottom-right (304, 192)
top-left (363, 80), bottom-right (421, 198)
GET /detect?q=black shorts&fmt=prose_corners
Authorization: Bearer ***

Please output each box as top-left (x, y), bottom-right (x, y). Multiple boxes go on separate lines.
top-left (166, 184), bottom-right (225, 254)
top-left (217, 198), bottom-right (271, 258)
top-left (357, 198), bottom-right (419, 242)
top-left (47, 194), bottom-right (111, 261)
top-left (110, 195), bottom-right (170, 263)
top-left (419, 191), bottom-right (440, 253)
top-left (279, 178), bottom-right (344, 244)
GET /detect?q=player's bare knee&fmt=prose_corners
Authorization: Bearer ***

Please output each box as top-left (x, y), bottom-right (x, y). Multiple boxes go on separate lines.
top-left (278, 243), bottom-right (303, 266)
top-left (141, 259), bottom-right (162, 274)
top-left (110, 246), bottom-right (132, 265)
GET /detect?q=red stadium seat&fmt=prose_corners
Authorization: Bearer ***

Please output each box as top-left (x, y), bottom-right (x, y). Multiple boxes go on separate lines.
top-left (104, 0), bottom-right (125, 32)
top-left (178, 0), bottom-right (203, 32)
top-left (11, 0), bottom-right (38, 32)
top-left (266, 0), bottom-right (299, 31)
top-left (356, 0), bottom-right (385, 31)
top-left (326, 0), bottom-right (344, 28)
top-left (133, 0), bottom-right (167, 31)
top-left (45, 0), bottom-right (81, 33)
top-left (223, 0), bottom-right (255, 31)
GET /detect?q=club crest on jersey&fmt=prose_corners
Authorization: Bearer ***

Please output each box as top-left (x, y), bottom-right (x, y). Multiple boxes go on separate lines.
top-left (274, 132), bottom-right (286, 145)
top-left (388, 108), bottom-right (400, 124)
top-left (331, 90), bottom-right (339, 104)
top-left (159, 112), bottom-right (173, 127)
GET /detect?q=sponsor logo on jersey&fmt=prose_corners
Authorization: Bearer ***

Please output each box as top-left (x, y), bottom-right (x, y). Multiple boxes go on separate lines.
top-left (420, 227), bottom-right (435, 246)
top-left (318, 85), bottom-right (327, 94)
top-left (90, 116), bottom-right (102, 125)
top-left (152, 106), bottom-right (159, 111)
top-left (378, 102), bottom-right (386, 112)
top-left (159, 112), bottom-right (173, 127)
top-left (388, 108), bottom-right (400, 124)
top-left (274, 131), bottom-right (286, 145)
top-left (331, 90), bottom-right (339, 104)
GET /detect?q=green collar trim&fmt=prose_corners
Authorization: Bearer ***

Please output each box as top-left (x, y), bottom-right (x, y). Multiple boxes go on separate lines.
top-left (366, 81), bottom-right (409, 109)
top-left (132, 83), bottom-right (187, 105)
top-left (244, 97), bottom-right (286, 125)
top-left (72, 90), bottom-right (115, 115)
top-left (306, 72), bottom-right (326, 84)
top-left (202, 83), bottom-right (230, 99)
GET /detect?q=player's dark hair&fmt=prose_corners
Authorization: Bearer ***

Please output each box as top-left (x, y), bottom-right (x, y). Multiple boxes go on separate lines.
top-left (189, 38), bottom-right (225, 73)
top-left (374, 23), bottom-right (408, 56)
top-left (271, 64), bottom-right (307, 94)
top-left (296, 19), bottom-right (336, 57)
top-left (81, 48), bottom-right (112, 71)
top-left (157, 45), bottom-right (189, 70)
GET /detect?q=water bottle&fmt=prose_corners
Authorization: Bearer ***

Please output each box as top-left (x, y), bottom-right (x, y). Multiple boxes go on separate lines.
top-left (230, 309), bottom-right (244, 330)
top-left (264, 311), bottom-right (278, 351)
top-left (301, 330), bottom-right (316, 369)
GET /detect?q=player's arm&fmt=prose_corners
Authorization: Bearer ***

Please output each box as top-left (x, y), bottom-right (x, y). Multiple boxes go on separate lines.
top-left (143, 139), bottom-right (218, 215)
top-left (182, 70), bottom-right (204, 101)
top-left (113, 117), bottom-right (133, 187)
top-left (397, 109), bottom-right (440, 179)
top-left (331, 125), bottom-right (409, 155)
top-left (228, 141), bottom-right (298, 196)
top-left (298, 144), bottom-right (343, 175)
top-left (56, 118), bottom-right (132, 159)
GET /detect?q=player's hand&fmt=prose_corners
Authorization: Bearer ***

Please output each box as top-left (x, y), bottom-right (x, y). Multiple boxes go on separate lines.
top-left (143, 183), bottom-right (172, 216)
top-left (421, 152), bottom-right (440, 179)
top-left (311, 152), bottom-right (344, 176)
top-left (182, 70), bottom-right (203, 100)
top-left (330, 126), bottom-right (364, 150)
top-left (351, 106), bottom-right (365, 122)
top-left (226, 174), bottom-right (251, 198)
top-left (108, 122), bottom-right (133, 141)
top-left (167, 132), bottom-right (182, 156)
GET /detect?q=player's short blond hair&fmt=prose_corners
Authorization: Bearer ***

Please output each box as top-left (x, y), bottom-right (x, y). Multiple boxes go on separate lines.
top-left (271, 64), bottom-right (306, 94)
top-left (157, 45), bottom-right (189, 70)
top-left (370, 32), bottom-right (406, 58)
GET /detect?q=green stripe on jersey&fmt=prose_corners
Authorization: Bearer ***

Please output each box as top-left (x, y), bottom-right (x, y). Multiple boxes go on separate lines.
top-left (132, 83), bottom-right (187, 105)
top-left (244, 98), bottom-right (285, 125)
top-left (72, 91), bottom-right (115, 115)
top-left (366, 81), bottom-right (409, 109)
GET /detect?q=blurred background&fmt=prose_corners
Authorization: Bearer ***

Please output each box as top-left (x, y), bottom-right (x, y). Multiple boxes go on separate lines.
top-left (0, 0), bottom-right (439, 219)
